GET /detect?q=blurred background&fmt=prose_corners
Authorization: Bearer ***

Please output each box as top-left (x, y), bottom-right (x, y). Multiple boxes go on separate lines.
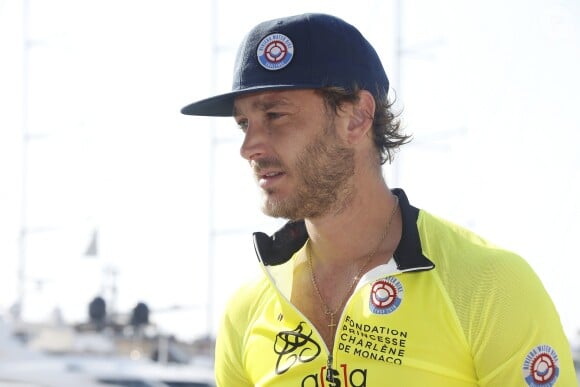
top-left (1, 0), bottom-right (579, 384)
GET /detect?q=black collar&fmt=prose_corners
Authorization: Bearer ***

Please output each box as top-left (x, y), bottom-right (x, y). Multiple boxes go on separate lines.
top-left (252, 188), bottom-right (434, 272)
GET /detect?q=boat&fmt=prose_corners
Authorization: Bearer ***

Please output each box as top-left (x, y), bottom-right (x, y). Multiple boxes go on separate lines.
top-left (0, 315), bottom-right (215, 387)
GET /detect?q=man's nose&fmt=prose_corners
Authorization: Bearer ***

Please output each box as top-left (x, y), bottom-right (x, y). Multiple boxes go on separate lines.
top-left (240, 121), bottom-right (267, 161)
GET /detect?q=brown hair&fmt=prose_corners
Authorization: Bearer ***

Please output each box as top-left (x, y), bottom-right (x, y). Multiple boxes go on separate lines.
top-left (318, 86), bottom-right (411, 165)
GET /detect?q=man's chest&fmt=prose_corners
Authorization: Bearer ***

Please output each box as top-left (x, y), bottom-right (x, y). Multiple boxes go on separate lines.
top-left (243, 274), bottom-right (477, 386)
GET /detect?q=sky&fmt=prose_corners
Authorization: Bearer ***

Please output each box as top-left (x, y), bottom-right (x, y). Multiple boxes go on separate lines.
top-left (1, 0), bottom-right (579, 343)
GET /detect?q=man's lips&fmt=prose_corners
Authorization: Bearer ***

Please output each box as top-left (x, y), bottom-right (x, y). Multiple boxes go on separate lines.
top-left (259, 171), bottom-right (284, 179)
top-left (256, 170), bottom-right (285, 188)
top-left (251, 159), bottom-right (286, 188)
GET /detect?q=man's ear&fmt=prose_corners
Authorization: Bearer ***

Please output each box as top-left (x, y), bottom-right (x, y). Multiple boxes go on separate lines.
top-left (347, 90), bottom-right (376, 144)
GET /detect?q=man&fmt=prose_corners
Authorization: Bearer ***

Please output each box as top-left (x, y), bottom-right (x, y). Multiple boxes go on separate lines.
top-left (181, 13), bottom-right (575, 386)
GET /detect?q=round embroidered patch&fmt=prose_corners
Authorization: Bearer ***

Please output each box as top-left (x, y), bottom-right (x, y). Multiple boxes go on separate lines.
top-left (522, 345), bottom-right (560, 386)
top-left (369, 276), bottom-right (403, 315)
top-left (256, 33), bottom-right (294, 71)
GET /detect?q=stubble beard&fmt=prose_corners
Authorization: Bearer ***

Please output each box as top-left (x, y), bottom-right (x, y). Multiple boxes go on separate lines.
top-left (261, 125), bottom-right (356, 221)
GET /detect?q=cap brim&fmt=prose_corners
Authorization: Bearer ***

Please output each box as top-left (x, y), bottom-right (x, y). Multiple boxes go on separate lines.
top-left (180, 84), bottom-right (315, 117)
top-left (180, 92), bottom-right (237, 117)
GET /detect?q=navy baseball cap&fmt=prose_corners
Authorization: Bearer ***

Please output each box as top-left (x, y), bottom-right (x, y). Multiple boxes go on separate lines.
top-left (181, 13), bottom-right (389, 117)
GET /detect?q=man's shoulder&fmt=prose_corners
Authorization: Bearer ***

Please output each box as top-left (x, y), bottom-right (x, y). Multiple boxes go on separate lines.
top-left (416, 209), bottom-right (541, 298)
top-left (223, 274), bottom-right (275, 320)
top-left (417, 209), bottom-right (523, 264)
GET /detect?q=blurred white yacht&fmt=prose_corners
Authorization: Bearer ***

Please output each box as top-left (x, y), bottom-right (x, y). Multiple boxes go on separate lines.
top-left (0, 316), bottom-right (215, 387)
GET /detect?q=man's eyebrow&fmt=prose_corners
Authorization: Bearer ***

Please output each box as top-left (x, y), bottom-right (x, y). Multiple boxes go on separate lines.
top-left (255, 98), bottom-right (291, 111)
top-left (233, 98), bottom-right (292, 116)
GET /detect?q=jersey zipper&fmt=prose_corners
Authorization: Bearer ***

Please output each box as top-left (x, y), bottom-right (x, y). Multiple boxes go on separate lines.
top-left (261, 256), bottom-right (400, 382)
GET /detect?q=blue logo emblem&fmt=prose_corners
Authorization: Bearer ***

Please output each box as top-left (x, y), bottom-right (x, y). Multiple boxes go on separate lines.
top-left (369, 277), bottom-right (404, 315)
top-left (522, 345), bottom-right (560, 386)
top-left (256, 33), bottom-right (294, 71)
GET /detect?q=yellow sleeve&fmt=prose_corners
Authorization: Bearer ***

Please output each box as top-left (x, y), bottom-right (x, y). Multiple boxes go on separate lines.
top-left (468, 253), bottom-right (576, 386)
top-left (214, 283), bottom-right (255, 387)
top-left (419, 211), bottom-right (576, 386)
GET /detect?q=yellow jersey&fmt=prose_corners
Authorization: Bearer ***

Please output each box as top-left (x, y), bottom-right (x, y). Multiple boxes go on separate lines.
top-left (215, 189), bottom-right (576, 386)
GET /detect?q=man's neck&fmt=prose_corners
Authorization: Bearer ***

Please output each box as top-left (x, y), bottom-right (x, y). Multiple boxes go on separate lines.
top-left (304, 180), bottom-right (401, 269)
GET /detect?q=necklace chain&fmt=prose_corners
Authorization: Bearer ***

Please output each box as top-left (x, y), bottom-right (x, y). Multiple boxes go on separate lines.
top-left (307, 196), bottom-right (399, 332)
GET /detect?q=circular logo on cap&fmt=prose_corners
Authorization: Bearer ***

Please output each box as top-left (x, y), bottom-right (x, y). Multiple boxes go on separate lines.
top-left (522, 345), bottom-right (560, 386)
top-left (256, 33), bottom-right (294, 71)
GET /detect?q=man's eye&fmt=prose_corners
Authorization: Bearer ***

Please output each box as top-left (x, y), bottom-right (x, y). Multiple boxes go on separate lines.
top-left (266, 112), bottom-right (284, 120)
top-left (236, 119), bottom-right (248, 131)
